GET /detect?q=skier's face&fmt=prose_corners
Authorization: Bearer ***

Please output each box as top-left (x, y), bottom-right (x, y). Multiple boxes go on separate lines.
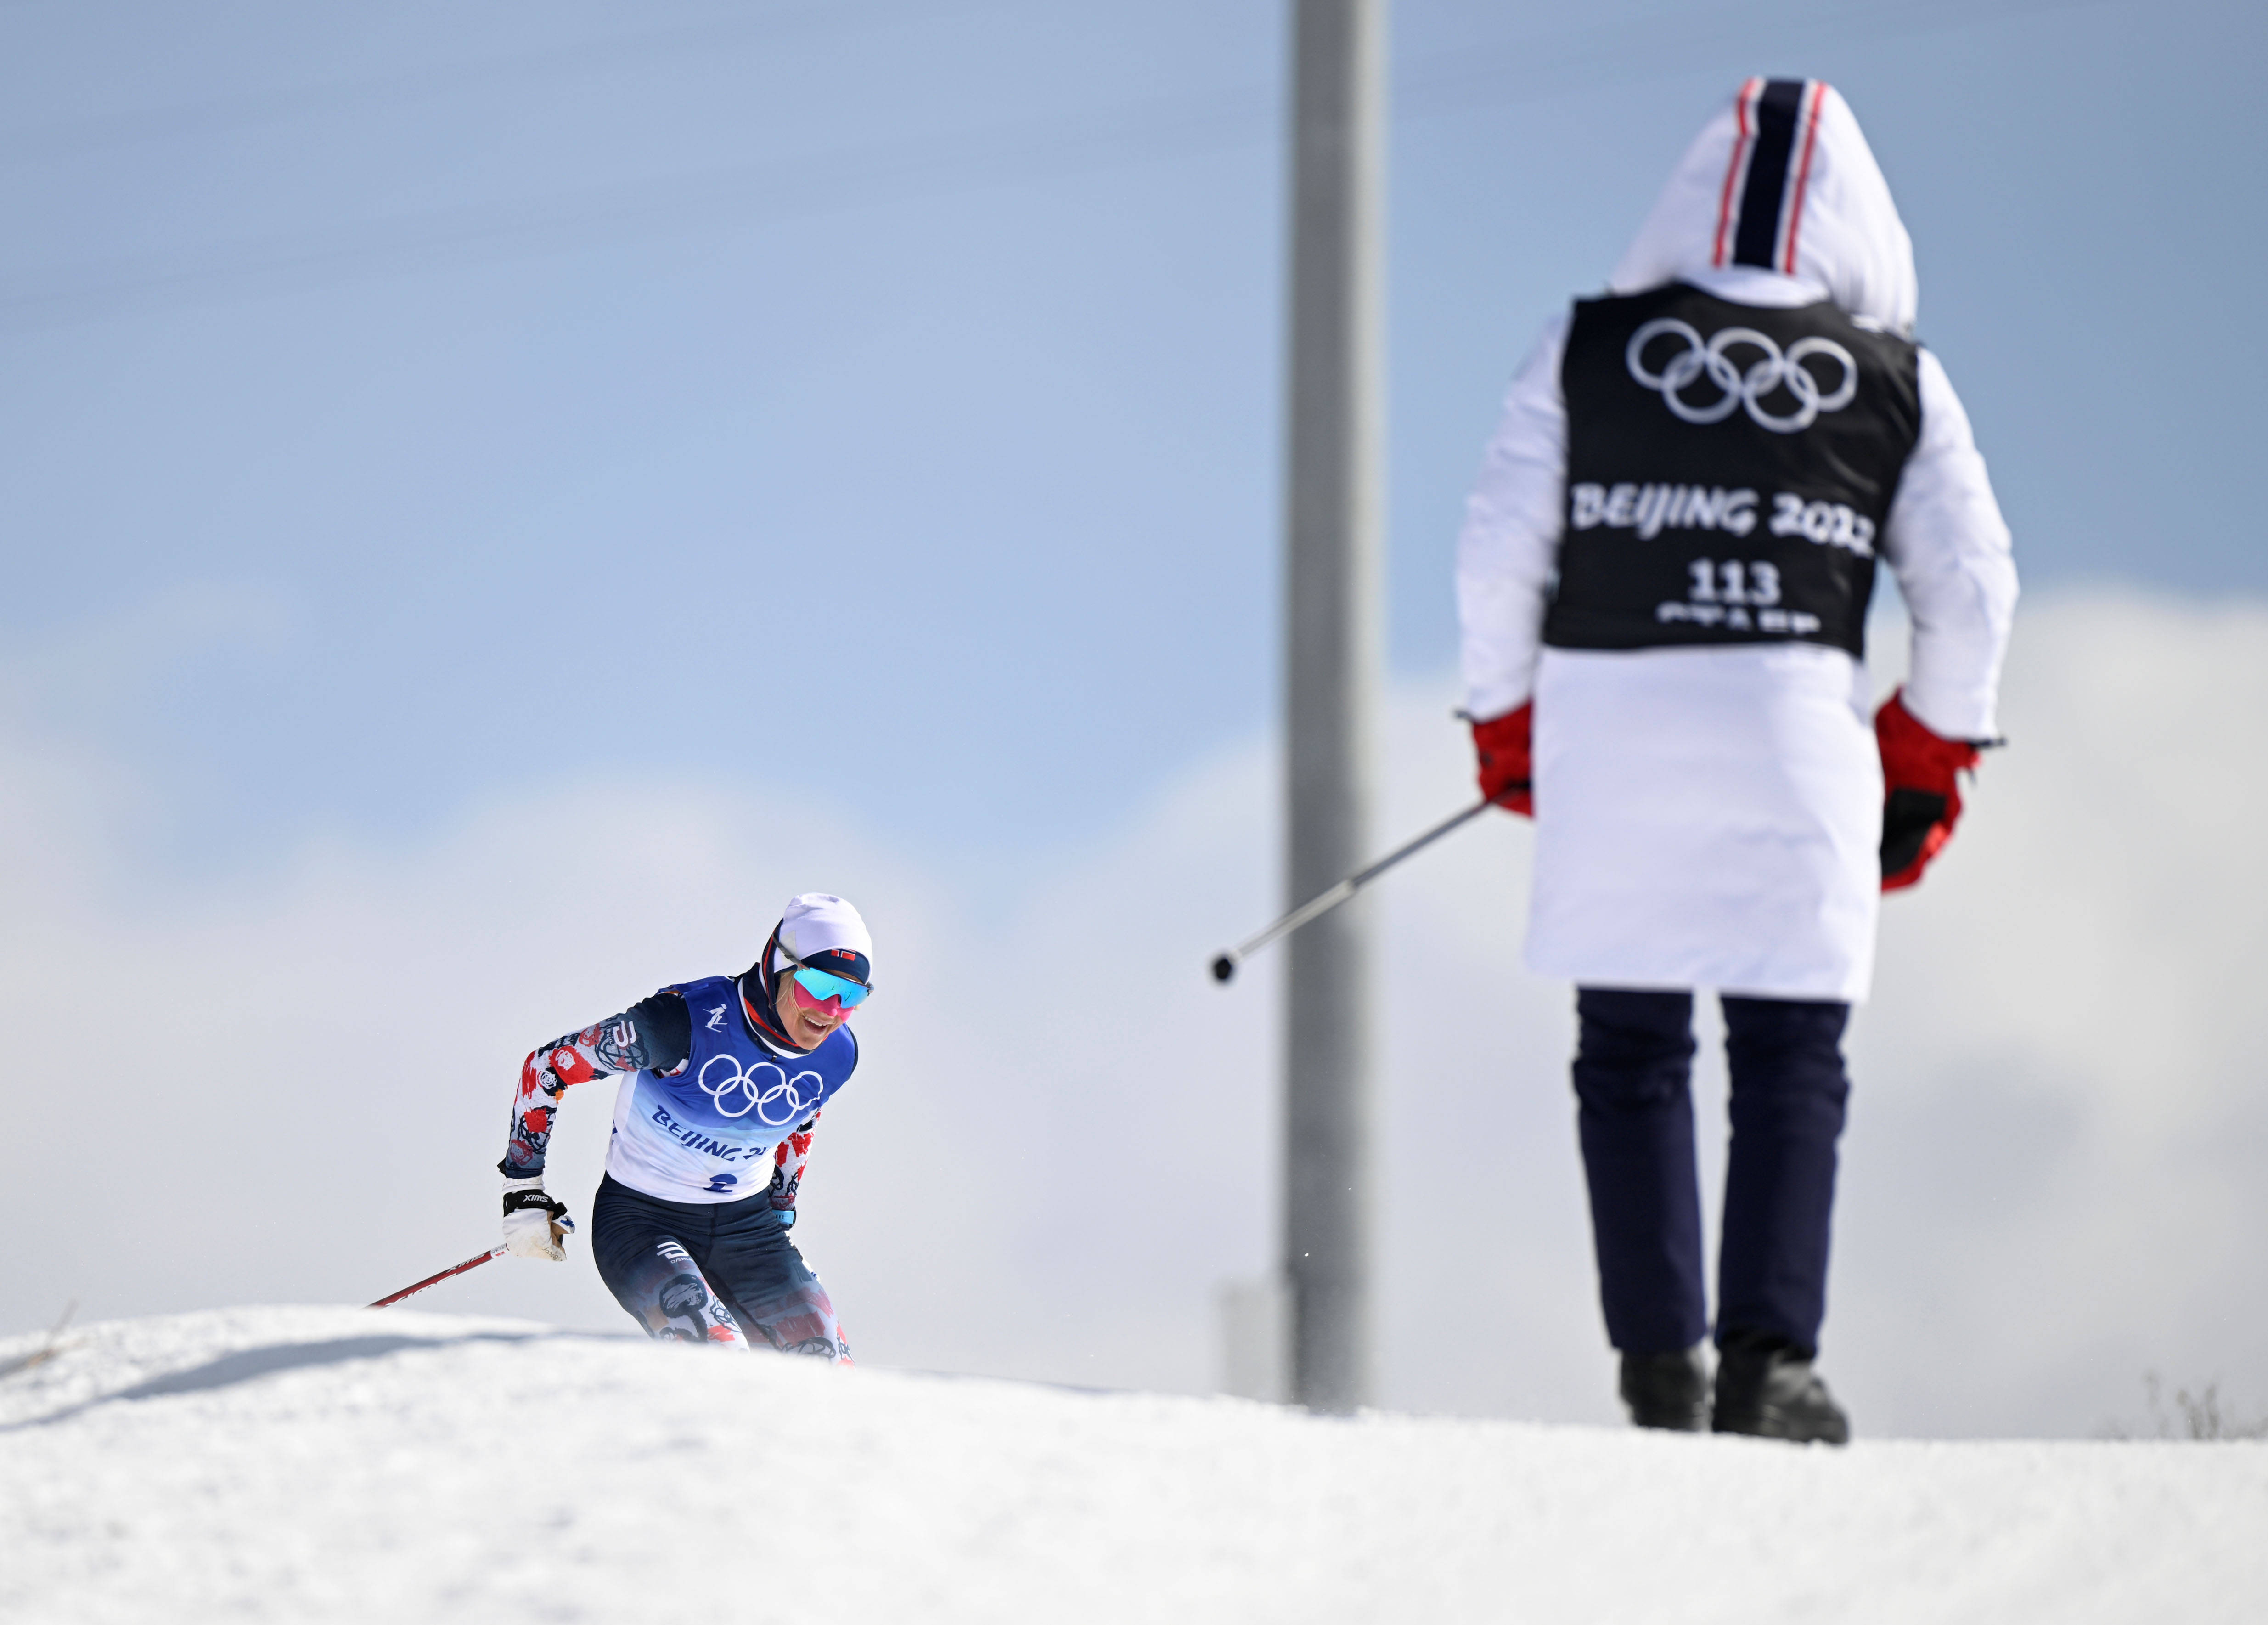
top-left (775, 972), bottom-right (853, 1048)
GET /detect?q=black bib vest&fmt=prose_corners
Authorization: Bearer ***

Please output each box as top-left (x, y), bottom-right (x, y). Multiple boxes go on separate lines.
top-left (1543, 283), bottom-right (1921, 659)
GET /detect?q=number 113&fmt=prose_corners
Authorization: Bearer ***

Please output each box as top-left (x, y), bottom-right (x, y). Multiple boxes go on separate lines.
top-left (1688, 558), bottom-right (1782, 607)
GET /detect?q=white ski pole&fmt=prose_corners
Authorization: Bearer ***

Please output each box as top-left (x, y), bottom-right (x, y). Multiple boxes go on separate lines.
top-left (1209, 782), bottom-right (1526, 983)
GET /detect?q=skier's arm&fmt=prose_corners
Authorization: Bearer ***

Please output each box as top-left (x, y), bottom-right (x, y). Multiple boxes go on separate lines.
top-left (1457, 313), bottom-right (1570, 723)
top-left (763, 1113), bottom-right (822, 1229)
top-left (499, 992), bottom-right (693, 1180)
top-left (1880, 349), bottom-right (2019, 740)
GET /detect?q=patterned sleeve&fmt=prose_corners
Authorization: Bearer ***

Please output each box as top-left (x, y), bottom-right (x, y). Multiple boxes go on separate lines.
top-left (498, 992), bottom-right (692, 1179)
top-left (762, 1114), bottom-right (822, 1228)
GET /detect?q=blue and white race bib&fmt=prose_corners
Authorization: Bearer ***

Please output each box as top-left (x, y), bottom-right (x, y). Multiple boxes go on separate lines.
top-left (605, 975), bottom-right (857, 1202)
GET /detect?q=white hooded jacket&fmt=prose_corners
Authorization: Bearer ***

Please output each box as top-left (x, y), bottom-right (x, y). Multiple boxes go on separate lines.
top-left (1455, 79), bottom-right (2017, 1002)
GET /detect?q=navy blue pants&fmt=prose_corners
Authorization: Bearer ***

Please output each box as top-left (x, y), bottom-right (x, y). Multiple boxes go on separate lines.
top-left (1571, 987), bottom-right (1850, 1356)
top-left (590, 1174), bottom-right (848, 1360)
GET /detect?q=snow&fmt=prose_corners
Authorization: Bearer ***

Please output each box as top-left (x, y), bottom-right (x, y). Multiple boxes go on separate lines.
top-left (4, 1308), bottom-right (2262, 1624)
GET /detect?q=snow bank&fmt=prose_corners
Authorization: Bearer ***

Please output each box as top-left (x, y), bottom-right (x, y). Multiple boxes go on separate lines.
top-left (4, 1308), bottom-right (2262, 1625)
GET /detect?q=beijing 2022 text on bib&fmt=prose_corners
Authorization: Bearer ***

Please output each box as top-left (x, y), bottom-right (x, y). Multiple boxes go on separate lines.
top-left (1545, 282), bottom-right (1921, 659)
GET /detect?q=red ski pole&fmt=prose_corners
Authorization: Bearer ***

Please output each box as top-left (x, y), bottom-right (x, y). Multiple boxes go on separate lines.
top-left (371, 1198), bottom-right (572, 1307)
top-left (368, 1247), bottom-right (506, 1309)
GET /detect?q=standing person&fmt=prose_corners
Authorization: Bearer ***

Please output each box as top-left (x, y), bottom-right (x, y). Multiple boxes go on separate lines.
top-left (496, 893), bottom-right (874, 1360)
top-left (1456, 79), bottom-right (2017, 1441)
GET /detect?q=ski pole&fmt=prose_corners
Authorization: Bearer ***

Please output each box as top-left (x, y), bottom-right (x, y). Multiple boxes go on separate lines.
top-left (1209, 782), bottom-right (1527, 984)
top-left (368, 1247), bottom-right (506, 1309)
top-left (0, 1300), bottom-right (77, 1380)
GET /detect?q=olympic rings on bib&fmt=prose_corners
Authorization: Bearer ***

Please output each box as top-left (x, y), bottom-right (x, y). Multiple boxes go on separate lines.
top-left (697, 1054), bottom-right (826, 1125)
top-left (1625, 320), bottom-right (1858, 434)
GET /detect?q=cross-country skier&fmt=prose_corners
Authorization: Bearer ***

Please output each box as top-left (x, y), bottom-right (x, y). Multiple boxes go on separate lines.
top-left (496, 892), bottom-right (874, 1360)
top-left (1457, 79), bottom-right (2017, 1440)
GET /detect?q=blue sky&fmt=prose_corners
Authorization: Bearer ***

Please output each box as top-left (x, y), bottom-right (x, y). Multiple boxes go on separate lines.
top-left (3, 0), bottom-right (2262, 878)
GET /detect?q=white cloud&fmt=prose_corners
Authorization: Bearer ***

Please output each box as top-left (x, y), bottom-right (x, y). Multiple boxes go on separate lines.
top-left (1, 591), bottom-right (2262, 1438)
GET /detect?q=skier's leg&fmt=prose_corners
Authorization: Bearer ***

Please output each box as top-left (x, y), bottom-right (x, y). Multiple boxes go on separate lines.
top-left (1570, 987), bottom-right (1708, 1355)
top-left (589, 1174), bottom-right (751, 1347)
top-left (1715, 995), bottom-right (1850, 1352)
top-left (700, 1198), bottom-right (851, 1363)
top-left (1711, 995), bottom-right (1852, 1442)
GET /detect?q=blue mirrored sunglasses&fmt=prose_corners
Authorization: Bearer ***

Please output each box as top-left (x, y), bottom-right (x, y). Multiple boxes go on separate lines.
top-left (788, 962), bottom-right (872, 1008)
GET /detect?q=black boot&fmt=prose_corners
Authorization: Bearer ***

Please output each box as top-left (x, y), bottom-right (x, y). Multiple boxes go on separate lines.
top-left (1618, 1345), bottom-right (1711, 1431)
top-left (1711, 1329), bottom-right (1849, 1444)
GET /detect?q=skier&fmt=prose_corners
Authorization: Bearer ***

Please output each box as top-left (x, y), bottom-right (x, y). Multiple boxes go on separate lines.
top-left (496, 892), bottom-right (874, 1360)
top-left (1456, 79), bottom-right (2016, 1440)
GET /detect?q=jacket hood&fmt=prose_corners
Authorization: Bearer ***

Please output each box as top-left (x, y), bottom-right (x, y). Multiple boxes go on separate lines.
top-left (1610, 79), bottom-right (1917, 336)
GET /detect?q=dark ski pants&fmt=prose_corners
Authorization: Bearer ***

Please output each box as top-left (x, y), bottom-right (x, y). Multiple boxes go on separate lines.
top-left (591, 1174), bottom-right (848, 1361)
top-left (1571, 987), bottom-right (1850, 1357)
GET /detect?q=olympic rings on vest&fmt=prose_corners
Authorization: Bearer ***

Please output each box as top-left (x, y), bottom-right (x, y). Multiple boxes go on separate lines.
top-left (1625, 319), bottom-right (1858, 434)
top-left (697, 1053), bottom-right (826, 1125)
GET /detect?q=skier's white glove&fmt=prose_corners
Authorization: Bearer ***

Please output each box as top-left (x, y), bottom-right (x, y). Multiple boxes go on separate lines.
top-left (502, 1176), bottom-right (574, 1262)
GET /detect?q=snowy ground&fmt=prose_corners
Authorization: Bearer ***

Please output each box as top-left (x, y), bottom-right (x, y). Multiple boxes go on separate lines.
top-left (3, 1308), bottom-right (2262, 1624)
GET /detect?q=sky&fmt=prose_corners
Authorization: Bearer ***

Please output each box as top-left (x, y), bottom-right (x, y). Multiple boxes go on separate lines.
top-left (6, 594), bottom-right (2265, 1442)
top-left (3, 0), bottom-right (2265, 1438)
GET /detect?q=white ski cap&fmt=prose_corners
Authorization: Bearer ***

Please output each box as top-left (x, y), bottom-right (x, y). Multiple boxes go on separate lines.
top-left (772, 893), bottom-right (873, 983)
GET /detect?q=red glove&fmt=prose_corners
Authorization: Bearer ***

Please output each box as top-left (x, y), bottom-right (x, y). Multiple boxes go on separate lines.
top-left (1876, 688), bottom-right (1981, 892)
top-left (1472, 702), bottom-right (1534, 817)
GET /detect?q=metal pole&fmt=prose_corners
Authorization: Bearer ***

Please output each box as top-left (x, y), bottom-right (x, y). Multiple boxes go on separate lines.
top-left (1282, 0), bottom-right (1385, 1413)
